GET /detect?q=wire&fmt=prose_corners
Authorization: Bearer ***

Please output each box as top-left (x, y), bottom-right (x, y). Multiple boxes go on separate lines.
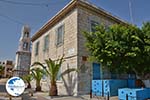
top-left (0, 13), bottom-right (24, 25)
top-left (0, 0), bottom-right (70, 28)
top-left (0, 0), bottom-right (49, 7)
top-left (0, 0), bottom-right (69, 7)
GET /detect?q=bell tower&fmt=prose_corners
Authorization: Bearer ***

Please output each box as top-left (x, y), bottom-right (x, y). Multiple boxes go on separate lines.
top-left (18, 25), bottom-right (31, 52)
top-left (14, 25), bottom-right (31, 76)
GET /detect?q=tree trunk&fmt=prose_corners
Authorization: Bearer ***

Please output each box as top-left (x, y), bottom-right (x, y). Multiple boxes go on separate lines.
top-left (36, 86), bottom-right (41, 91)
top-left (36, 80), bottom-right (41, 91)
top-left (27, 82), bottom-right (31, 88)
top-left (49, 81), bottom-right (57, 96)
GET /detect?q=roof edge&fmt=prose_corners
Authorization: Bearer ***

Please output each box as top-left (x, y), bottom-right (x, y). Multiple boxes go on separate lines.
top-left (78, 0), bottom-right (128, 25)
top-left (31, 0), bottom-right (128, 42)
top-left (31, 0), bottom-right (77, 42)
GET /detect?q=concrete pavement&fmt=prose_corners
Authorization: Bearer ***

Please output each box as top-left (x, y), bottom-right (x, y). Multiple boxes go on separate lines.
top-left (0, 78), bottom-right (118, 100)
top-left (0, 91), bottom-right (118, 100)
top-left (30, 92), bottom-right (118, 100)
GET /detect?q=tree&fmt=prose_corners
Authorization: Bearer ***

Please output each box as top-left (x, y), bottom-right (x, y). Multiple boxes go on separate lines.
top-left (137, 22), bottom-right (150, 78)
top-left (83, 22), bottom-right (150, 78)
top-left (31, 67), bottom-right (45, 91)
top-left (22, 74), bottom-right (33, 88)
top-left (32, 56), bottom-right (76, 96)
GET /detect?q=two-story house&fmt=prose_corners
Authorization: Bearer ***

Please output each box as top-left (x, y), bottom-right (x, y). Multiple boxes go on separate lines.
top-left (31, 0), bottom-right (127, 95)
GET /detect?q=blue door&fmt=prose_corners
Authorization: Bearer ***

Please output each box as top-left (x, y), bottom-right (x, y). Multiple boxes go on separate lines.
top-left (93, 63), bottom-right (101, 79)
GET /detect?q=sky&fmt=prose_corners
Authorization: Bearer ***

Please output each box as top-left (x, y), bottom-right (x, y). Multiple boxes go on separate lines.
top-left (0, 0), bottom-right (150, 61)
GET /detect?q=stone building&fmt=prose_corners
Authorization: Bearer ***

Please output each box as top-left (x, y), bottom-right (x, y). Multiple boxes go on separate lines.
top-left (0, 61), bottom-right (5, 66)
top-left (14, 25), bottom-right (31, 76)
top-left (4, 60), bottom-right (14, 77)
top-left (0, 60), bottom-right (14, 78)
top-left (31, 0), bottom-right (127, 95)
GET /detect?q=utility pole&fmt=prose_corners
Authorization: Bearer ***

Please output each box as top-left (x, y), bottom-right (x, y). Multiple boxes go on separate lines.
top-left (129, 0), bottom-right (134, 23)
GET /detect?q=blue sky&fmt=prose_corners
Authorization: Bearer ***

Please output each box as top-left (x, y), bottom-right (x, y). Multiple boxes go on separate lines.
top-left (0, 0), bottom-right (150, 61)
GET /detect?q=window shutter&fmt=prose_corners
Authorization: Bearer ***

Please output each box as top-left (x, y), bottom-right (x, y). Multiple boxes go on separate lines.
top-left (56, 24), bottom-right (65, 46)
top-left (62, 24), bottom-right (65, 44)
top-left (35, 41), bottom-right (39, 56)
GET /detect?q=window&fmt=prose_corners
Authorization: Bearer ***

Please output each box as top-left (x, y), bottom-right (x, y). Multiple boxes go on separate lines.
top-left (43, 35), bottom-right (49, 52)
top-left (56, 25), bottom-right (64, 46)
top-left (24, 32), bottom-right (29, 38)
top-left (56, 67), bottom-right (61, 81)
top-left (35, 41), bottom-right (39, 56)
top-left (90, 20), bottom-right (99, 32)
top-left (23, 42), bottom-right (28, 50)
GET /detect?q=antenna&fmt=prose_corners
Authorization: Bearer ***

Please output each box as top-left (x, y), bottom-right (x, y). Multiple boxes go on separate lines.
top-left (129, 0), bottom-right (133, 23)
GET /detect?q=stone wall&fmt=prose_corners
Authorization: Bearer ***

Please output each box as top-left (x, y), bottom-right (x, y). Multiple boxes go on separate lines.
top-left (31, 8), bottom-right (79, 95)
top-left (31, 2), bottom-right (123, 95)
top-left (77, 6), bottom-right (118, 94)
top-left (14, 51), bottom-right (31, 76)
top-left (31, 8), bottom-right (78, 63)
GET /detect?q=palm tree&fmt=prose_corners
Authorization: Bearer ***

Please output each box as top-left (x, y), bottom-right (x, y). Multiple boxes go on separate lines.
top-left (32, 56), bottom-right (76, 96)
top-left (31, 67), bottom-right (45, 91)
top-left (22, 74), bottom-right (33, 88)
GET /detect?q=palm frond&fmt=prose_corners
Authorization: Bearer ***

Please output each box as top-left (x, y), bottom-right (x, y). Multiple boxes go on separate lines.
top-left (22, 74), bottom-right (33, 83)
top-left (45, 59), bottom-right (53, 77)
top-left (31, 68), bottom-right (44, 81)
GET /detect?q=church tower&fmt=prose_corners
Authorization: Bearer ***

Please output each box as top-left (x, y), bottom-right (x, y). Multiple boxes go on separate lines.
top-left (14, 25), bottom-right (31, 76)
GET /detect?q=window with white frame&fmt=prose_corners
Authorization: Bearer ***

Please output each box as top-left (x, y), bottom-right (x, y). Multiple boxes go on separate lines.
top-left (56, 25), bottom-right (64, 46)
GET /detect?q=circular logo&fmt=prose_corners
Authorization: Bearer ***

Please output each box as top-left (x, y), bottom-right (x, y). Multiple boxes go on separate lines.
top-left (6, 77), bottom-right (25, 96)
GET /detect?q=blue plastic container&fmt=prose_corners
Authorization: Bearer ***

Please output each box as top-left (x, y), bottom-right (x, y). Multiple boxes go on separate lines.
top-left (92, 80), bottom-right (103, 96)
top-left (145, 88), bottom-right (150, 98)
top-left (118, 88), bottom-right (150, 100)
top-left (118, 88), bottom-right (130, 100)
top-left (128, 88), bottom-right (146, 100)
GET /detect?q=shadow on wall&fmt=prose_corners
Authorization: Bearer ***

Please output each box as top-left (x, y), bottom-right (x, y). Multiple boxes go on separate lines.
top-left (62, 64), bottom-right (77, 96)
